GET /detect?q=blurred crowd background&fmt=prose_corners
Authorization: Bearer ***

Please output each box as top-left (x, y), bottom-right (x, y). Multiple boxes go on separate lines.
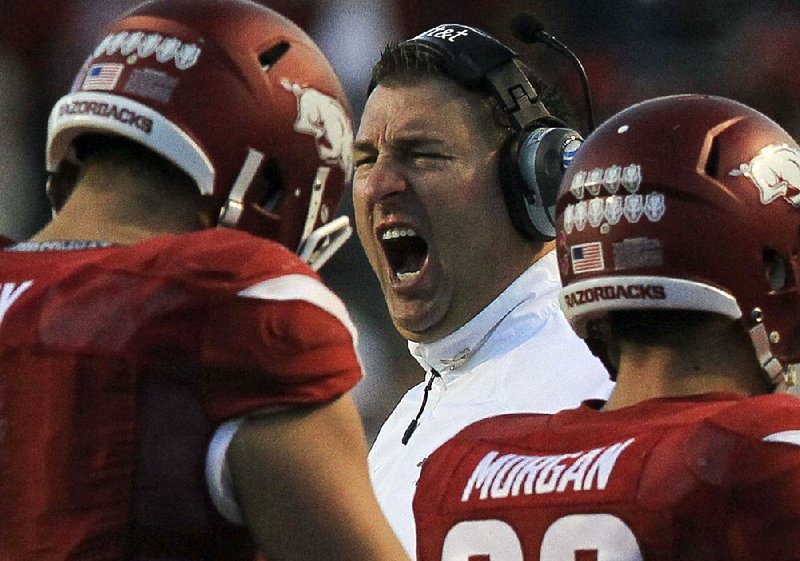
top-left (2, 0), bottom-right (799, 442)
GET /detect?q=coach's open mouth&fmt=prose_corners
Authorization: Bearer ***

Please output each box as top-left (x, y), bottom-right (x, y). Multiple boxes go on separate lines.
top-left (380, 226), bottom-right (429, 282)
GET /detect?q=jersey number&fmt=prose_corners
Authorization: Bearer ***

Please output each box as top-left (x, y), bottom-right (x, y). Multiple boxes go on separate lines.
top-left (440, 515), bottom-right (643, 560)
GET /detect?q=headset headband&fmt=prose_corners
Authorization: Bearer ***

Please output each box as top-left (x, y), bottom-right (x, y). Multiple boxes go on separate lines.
top-left (402, 24), bottom-right (552, 130)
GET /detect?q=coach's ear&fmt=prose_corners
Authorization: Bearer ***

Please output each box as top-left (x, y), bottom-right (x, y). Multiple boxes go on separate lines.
top-left (46, 160), bottom-right (80, 213)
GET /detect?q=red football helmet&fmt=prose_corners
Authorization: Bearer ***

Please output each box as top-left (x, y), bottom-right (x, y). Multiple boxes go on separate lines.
top-left (556, 94), bottom-right (800, 391)
top-left (46, 0), bottom-right (354, 269)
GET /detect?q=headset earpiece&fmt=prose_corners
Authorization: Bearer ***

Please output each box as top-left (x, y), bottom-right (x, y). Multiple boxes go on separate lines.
top-left (510, 124), bottom-right (582, 240)
top-left (402, 24), bottom-right (583, 241)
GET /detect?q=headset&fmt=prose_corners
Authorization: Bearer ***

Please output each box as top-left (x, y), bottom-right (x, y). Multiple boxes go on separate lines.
top-left (399, 23), bottom-right (584, 241)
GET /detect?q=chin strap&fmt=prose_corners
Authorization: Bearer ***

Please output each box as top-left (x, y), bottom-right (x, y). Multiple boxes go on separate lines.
top-left (297, 215), bottom-right (352, 271)
top-left (749, 322), bottom-right (799, 396)
top-left (779, 363), bottom-right (800, 397)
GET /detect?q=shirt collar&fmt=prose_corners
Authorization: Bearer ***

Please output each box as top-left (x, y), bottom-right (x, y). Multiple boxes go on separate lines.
top-left (408, 251), bottom-right (561, 377)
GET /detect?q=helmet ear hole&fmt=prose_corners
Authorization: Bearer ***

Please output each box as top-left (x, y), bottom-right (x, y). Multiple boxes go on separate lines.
top-left (703, 137), bottom-right (722, 178)
top-left (257, 159), bottom-right (284, 213)
top-left (259, 42), bottom-right (290, 71)
top-left (764, 249), bottom-right (793, 291)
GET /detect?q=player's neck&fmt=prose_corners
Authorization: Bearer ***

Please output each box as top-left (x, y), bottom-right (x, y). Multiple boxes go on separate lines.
top-left (604, 320), bottom-right (771, 410)
top-left (32, 166), bottom-right (212, 245)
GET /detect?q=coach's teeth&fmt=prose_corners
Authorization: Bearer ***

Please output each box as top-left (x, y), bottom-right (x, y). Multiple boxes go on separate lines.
top-left (396, 271), bottom-right (422, 282)
top-left (382, 227), bottom-right (417, 240)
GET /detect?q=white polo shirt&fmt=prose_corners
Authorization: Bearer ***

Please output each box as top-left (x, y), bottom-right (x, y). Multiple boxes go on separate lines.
top-left (368, 251), bottom-right (614, 559)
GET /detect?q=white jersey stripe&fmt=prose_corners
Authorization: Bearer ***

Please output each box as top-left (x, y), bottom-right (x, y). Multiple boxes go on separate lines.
top-left (237, 274), bottom-right (357, 344)
top-left (763, 430), bottom-right (800, 446)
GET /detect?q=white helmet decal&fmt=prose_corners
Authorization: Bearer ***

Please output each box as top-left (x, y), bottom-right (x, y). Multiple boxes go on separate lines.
top-left (730, 143), bottom-right (800, 207)
top-left (282, 80), bottom-right (354, 181)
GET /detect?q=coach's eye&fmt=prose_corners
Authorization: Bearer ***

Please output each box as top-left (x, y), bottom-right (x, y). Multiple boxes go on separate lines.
top-left (411, 152), bottom-right (446, 160)
top-left (354, 152), bottom-right (376, 170)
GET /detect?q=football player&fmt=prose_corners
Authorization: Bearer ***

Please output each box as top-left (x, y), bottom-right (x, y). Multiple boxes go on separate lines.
top-left (0, 1), bottom-right (408, 560)
top-left (412, 94), bottom-right (800, 560)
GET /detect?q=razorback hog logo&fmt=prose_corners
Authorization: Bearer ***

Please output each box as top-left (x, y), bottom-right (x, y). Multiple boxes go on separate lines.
top-left (563, 284), bottom-right (666, 308)
top-left (729, 143), bottom-right (800, 208)
top-left (281, 80), bottom-right (354, 180)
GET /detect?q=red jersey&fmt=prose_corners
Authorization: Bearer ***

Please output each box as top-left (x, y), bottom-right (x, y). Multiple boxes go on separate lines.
top-left (414, 393), bottom-right (800, 561)
top-left (0, 229), bottom-right (361, 560)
